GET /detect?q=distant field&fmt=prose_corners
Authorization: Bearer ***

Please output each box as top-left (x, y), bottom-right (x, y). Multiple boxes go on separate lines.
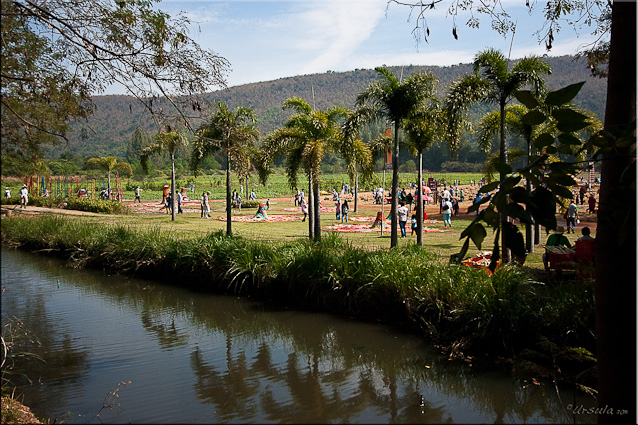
top-left (122, 171), bottom-right (487, 201)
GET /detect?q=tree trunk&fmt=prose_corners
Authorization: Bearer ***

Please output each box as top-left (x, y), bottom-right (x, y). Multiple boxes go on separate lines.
top-left (381, 166), bottom-right (386, 237)
top-left (595, 2), bottom-right (636, 423)
top-left (417, 151), bottom-right (424, 246)
top-left (170, 152), bottom-right (176, 222)
top-left (313, 177), bottom-right (321, 241)
top-left (354, 170), bottom-right (358, 213)
top-left (499, 99), bottom-right (511, 262)
top-left (390, 121), bottom-right (400, 247)
top-left (308, 175), bottom-right (314, 240)
top-left (107, 171), bottom-right (111, 200)
top-left (226, 152), bottom-right (232, 237)
top-left (525, 138), bottom-right (534, 253)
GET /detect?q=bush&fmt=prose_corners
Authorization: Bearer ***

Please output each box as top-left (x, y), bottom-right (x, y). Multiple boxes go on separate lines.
top-left (440, 161), bottom-right (483, 173)
top-left (64, 198), bottom-right (130, 214)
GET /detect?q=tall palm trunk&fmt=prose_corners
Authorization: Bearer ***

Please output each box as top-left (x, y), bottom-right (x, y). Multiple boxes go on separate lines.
top-left (308, 174), bottom-right (314, 240)
top-left (525, 138), bottom-right (534, 253)
top-left (499, 99), bottom-right (511, 262)
top-left (354, 170), bottom-right (358, 212)
top-left (416, 152), bottom-right (424, 246)
top-left (226, 151), bottom-right (232, 237)
top-left (170, 151), bottom-right (176, 222)
top-left (313, 177), bottom-right (321, 241)
top-left (107, 171), bottom-right (112, 200)
top-left (595, 2), bottom-right (636, 422)
top-left (390, 121), bottom-right (400, 247)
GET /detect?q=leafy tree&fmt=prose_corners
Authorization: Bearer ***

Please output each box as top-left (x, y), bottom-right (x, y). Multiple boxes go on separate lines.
top-left (457, 83), bottom-right (591, 271)
top-left (355, 67), bottom-right (438, 247)
top-left (1, 0), bottom-right (229, 173)
top-left (140, 128), bottom-right (189, 222)
top-left (126, 127), bottom-right (152, 164)
top-left (85, 156), bottom-right (133, 198)
top-left (387, 4), bottom-right (634, 415)
top-left (445, 49), bottom-right (551, 263)
top-left (259, 98), bottom-right (348, 241)
top-left (479, 98), bottom-right (602, 252)
top-left (191, 101), bottom-right (259, 237)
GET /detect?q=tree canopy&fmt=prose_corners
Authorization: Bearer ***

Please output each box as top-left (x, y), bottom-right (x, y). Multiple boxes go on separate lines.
top-left (1, 0), bottom-right (230, 172)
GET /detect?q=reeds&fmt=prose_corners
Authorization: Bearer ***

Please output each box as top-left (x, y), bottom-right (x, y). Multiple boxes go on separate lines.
top-left (1, 215), bottom-right (594, 360)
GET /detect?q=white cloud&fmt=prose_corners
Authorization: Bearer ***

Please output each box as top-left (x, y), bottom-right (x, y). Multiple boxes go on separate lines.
top-left (291, 0), bottom-right (388, 74)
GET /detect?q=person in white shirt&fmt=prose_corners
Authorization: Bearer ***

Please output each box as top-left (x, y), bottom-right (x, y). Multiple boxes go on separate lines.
top-left (18, 184), bottom-right (28, 208)
top-left (398, 201), bottom-right (409, 237)
top-left (442, 199), bottom-right (453, 228)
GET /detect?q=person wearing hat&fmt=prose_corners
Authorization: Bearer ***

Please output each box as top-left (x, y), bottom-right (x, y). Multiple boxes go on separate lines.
top-left (4, 187), bottom-right (11, 198)
top-left (543, 226), bottom-right (572, 271)
top-left (18, 184), bottom-right (28, 208)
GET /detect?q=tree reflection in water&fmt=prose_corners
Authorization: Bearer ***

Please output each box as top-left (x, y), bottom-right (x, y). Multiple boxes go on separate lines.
top-left (2, 248), bottom-right (592, 424)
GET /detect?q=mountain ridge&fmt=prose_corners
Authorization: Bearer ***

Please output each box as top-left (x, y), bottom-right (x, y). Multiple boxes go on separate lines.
top-left (58, 55), bottom-right (606, 160)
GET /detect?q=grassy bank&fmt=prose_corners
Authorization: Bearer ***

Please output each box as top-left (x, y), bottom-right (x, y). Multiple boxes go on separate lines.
top-left (1, 215), bottom-right (596, 388)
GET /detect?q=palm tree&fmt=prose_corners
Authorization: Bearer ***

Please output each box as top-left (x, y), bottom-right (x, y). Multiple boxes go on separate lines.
top-left (140, 127), bottom-right (189, 222)
top-left (190, 101), bottom-right (259, 237)
top-left (341, 113), bottom-right (380, 213)
top-left (446, 49), bottom-right (551, 263)
top-left (355, 67), bottom-right (438, 247)
top-left (85, 156), bottom-right (133, 199)
top-left (403, 98), bottom-right (445, 246)
top-left (258, 97), bottom-right (347, 241)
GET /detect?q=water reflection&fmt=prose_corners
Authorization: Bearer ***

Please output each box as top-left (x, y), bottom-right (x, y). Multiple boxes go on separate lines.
top-left (1, 248), bottom-right (595, 424)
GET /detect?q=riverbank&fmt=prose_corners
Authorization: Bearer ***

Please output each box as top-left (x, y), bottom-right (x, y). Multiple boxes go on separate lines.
top-left (0, 214), bottom-right (597, 392)
top-left (1, 397), bottom-right (42, 424)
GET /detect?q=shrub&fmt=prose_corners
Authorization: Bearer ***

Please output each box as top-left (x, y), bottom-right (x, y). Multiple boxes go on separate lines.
top-left (64, 198), bottom-right (130, 214)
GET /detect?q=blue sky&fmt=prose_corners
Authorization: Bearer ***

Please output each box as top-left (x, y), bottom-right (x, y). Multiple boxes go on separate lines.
top-left (153, 0), bottom-right (603, 91)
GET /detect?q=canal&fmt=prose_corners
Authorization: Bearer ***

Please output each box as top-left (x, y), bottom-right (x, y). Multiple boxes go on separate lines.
top-left (1, 248), bottom-right (595, 423)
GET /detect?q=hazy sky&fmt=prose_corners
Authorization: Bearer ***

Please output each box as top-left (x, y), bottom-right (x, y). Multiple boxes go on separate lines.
top-left (127, 0), bottom-right (603, 93)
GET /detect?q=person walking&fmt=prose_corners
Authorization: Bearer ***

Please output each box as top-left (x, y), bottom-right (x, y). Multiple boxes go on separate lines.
top-left (165, 193), bottom-right (172, 214)
top-left (451, 198), bottom-right (459, 216)
top-left (18, 184), bottom-right (28, 208)
top-left (473, 193), bottom-right (482, 215)
top-left (201, 191), bottom-right (211, 219)
top-left (410, 214), bottom-right (417, 235)
top-left (588, 194), bottom-right (596, 213)
top-left (300, 197), bottom-right (308, 222)
top-left (442, 198), bottom-right (453, 228)
top-left (566, 200), bottom-right (579, 233)
top-left (134, 186), bottom-right (142, 203)
top-left (177, 191), bottom-right (183, 214)
top-left (335, 198), bottom-right (341, 221)
top-left (398, 201), bottom-right (409, 238)
top-left (294, 188), bottom-right (300, 206)
top-left (5, 187), bottom-right (11, 198)
top-left (341, 199), bottom-right (349, 223)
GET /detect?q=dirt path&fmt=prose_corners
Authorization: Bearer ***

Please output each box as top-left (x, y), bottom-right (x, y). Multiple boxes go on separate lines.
top-left (1, 205), bottom-right (103, 217)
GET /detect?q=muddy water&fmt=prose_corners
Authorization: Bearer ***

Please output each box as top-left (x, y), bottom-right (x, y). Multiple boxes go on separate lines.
top-left (1, 248), bottom-right (596, 423)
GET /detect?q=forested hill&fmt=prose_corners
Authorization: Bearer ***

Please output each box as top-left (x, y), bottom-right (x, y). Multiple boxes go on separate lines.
top-left (60, 55), bottom-right (606, 159)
